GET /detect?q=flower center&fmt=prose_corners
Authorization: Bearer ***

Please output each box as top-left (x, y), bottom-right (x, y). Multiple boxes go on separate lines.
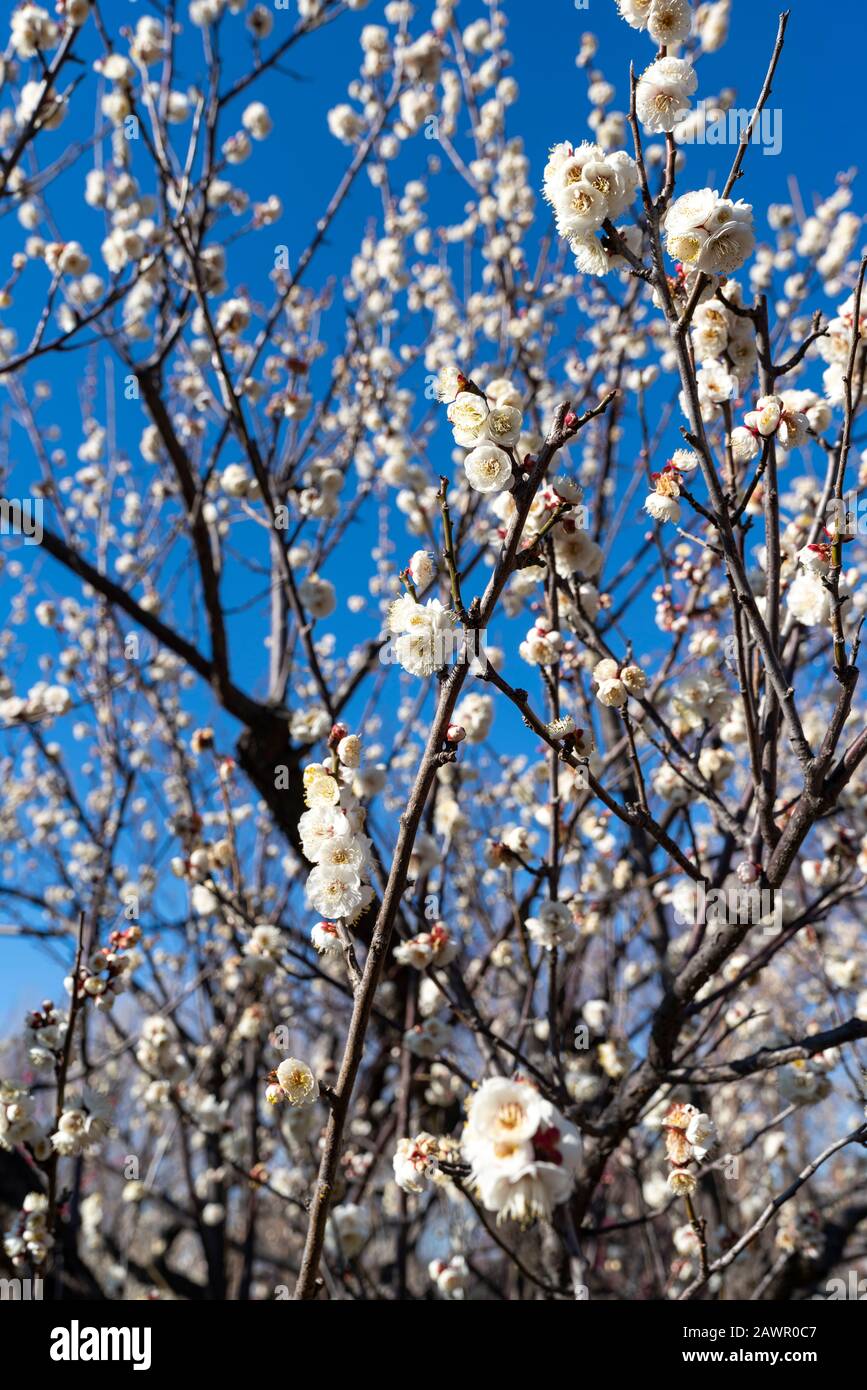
top-left (497, 1102), bottom-right (526, 1132)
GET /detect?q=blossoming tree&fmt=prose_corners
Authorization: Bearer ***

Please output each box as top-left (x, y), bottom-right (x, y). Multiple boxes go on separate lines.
top-left (0, 0), bottom-right (866, 1304)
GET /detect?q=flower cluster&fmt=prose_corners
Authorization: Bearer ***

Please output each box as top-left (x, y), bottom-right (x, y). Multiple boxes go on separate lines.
top-left (592, 657), bottom-right (648, 708)
top-left (442, 374), bottom-right (523, 494)
top-left (0, 1080), bottom-right (47, 1156)
top-left (635, 56), bottom-right (698, 133)
top-left (777, 1058), bottom-right (833, 1106)
top-left (731, 394), bottom-right (809, 462)
top-left (65, 926), bottom-right (140, 1011)
top-left (428, 1255), bottom-right (471, 1299)
top-left (50, 1088), bottom-right (111, 1158)
top-left (617, 0), bottom-right (692, 45)
top-left (299, 728), bottom-right (375, 925)
top-left (136, 1015), bottom-right (188, 1085)
top-left (3, 1192), bottom-right (52, 1268)
top-left (644, 471), bottom-right (681, 525)
top-left (662, 1101), bottom-right (716, 1195)
top-left (525, 900), bottom-right (577, 951)
top-left (462, 1077), bottom-right (580, 1225)
top-left (543, 140), bottom-right (639, 276)
top-left (786, 549), bottom-right (839, 630)
top-left (387, 594), bottom-right (456, 677)
top-left (393, 1131), bottom-right (459, 1194)
top-left (664, 188), bottom-right (755, 278)
top-left (394, 922), bottom-right (459, 971)
top-left (0, 682), bottom-right (72, 725)
top-left (519, 619), bottom-right (564, 668)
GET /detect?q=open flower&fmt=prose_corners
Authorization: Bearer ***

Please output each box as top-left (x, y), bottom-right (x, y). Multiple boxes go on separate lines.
top-left (462, 1077), bottom-right (580, 1225)
top-left (388, 597), bottom-right (455, 676)
top-left (464, 442), bottom-right (514, 494)
top-left (743, 394), bottom-right (808, 450)
top-left (525, 900), bottom-right (576, 951)
top-left (273, 1057), bottom-right (318, 1107)
top-left (664, 189), bottom-right (754, 276)
top-left (447, 390), bottom-right (489, 445)
top-left (635, 57), bottom-right (698, 133)
top-left (644, 462), bottom-right (683, 525)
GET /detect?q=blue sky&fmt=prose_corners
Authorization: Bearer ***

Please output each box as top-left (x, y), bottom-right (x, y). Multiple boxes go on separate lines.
top-left (0, 0), bottom-right (863, 1014)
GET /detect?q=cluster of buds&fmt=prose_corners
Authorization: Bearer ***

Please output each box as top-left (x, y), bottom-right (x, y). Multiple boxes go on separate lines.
top-left (393, 1131), bottom-right (460, 1194)
top-left (519, 619), bottom-right (564, 667)
top-left (169, 792), bottom-right (234, 905)
top-left (65, 926), bottom-right (140, 1011)
top-left (393, 921), bottom-right (459, 971)
top-left (652, 580), bottom-right (688, 634)
top-left (663, 1101), bottom-right (716, 1196)
top-left (3, 1192), bottom-right (52, 1268)
top-left (592, 657), bottom-right (648, 708)
top-left (0, 1080), bottom-right (48, 1155)
top-left (50, 1090), bottom-right (111, 1158)
top-left (166, 811), bottom-right (232, 898)
top-left (24, 1001), bottom-right (65, 1069)
top-left (428, 1254), bottom-right (471, 1299)
top-left (731, 394), bottom-right (809, 461)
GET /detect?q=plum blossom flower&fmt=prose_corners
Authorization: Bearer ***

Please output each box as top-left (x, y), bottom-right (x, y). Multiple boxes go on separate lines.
top-left (394, 922), bottom-right (459, 970)
top-left (387, 596), bottom-right (456, 677)
top-left (525, 900), bottom-right (576, 951)
top-left (644, 461), bottom-right (683, 525)
top-left (635, 57), bottom-right (698, 133)
top-left (464, 442), bottom-right (514, 494)
top-left (743, 394), bottom-right (808, 451)
top-left (786, 571), bottom-right (834, 628)
top-left (272, 1057), bottom-right (318, 1107)
top-left (462, 1077), bottom-right (581, 1225)
top-left (664, 188), bottom-right (755, 275)
top-left (447, 390), bottom-right (489, 445)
